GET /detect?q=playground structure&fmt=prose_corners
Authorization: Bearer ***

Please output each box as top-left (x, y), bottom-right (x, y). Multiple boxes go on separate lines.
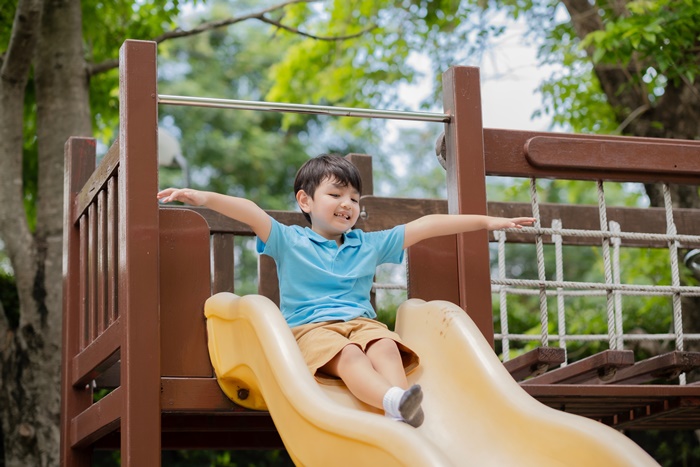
top-left (61, 39), bottom-right (700, 465)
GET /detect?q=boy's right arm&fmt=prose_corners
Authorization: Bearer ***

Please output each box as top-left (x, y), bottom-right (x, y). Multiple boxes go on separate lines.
top-left (157, 188), bottom-right (272, 242)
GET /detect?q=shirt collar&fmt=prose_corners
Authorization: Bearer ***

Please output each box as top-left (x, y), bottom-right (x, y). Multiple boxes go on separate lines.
top-left (303, 227), bottom-right (361, 247)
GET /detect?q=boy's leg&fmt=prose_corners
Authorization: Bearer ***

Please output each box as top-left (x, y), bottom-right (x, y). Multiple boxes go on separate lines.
top-left (366, 339), bottom-right (424, 427)
top-left (319, 343), bottom-right (391, 409)
top-left (365, 338), bottom-right (409, 389)
top-left (320, 341), bottom-right (424, 427)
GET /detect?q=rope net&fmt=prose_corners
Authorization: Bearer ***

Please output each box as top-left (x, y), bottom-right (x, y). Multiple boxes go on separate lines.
top-left (492, 178), bottom-right (700, 384)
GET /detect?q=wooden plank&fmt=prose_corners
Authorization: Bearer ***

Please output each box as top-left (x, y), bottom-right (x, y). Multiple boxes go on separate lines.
top-left (503, 347), bottom-right (566, 382)
top-left (525, 136), bottom-right (700, 175)
top-left (159, 209), bottom-right (213, 378)
top-left (483, 128), bottom-right (700, 185)
top-left (107, 176), bottom-right (118, 324)
top-left (79, 216), bottom-right (88, 349)
top-left (345, 153), bottom-right (374, 195)
top-left (61, 137), bottom-right (98, 467)
top-left (118, 39), bottom-right (161, 467)
top-left (522, 383), bottom-right (700, 398)
top-left (592, 351), bottom-right (700, 385)
top-left (160, 377), bottom-right (240, 411)
top-left (88, 203), bottom-right (97, 343)
top-left (71, 387), bottom-right (122, 449)
top-left (359, 197), bottom-right (445, 232)
top-left (73, 140), bottom-right (119, 223)
top-left (167, 205), bottom-right (307, 235)
top-left (442, 66), bottom-right (497, 346)
top-left (97, 190), bottom-right (108, 334)
top-left (211, 233), bottom-right (234, 294)
top-left (406, 235), bottom-right (460, 305)
top-left (258, 255), bottom-right (280, 307)
top-left (521, 350), bottom-right (634, 385)
top-left (610, 397), bottom-right (700, 429)
top-left (72, 318), bottom-right (121, 387)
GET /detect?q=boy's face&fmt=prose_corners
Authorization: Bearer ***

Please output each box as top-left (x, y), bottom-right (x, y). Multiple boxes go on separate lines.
top-left (296, 177), bottom-right (360, 242)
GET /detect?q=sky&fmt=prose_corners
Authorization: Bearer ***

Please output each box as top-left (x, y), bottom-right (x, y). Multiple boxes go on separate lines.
top-left (382, 19), bottom-right (556, 183)
top-left (396, 20), bottom-right (554, 133)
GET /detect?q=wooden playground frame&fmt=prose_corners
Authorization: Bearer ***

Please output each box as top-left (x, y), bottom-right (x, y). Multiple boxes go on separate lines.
top-left (61, 39), bottom-right (700, 465)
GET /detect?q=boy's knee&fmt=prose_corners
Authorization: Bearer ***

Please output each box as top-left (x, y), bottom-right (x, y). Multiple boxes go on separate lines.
top-left (366, 338), bottom-right (400, 358)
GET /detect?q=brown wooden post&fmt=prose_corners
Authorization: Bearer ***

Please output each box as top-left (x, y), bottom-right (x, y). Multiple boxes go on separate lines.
top-left (118, 39), bottom-right (161, 465)
top-left (442, 66), bottom-right (494, 346)
top-left (345, 153), bottom-right (374, 196)
top-left (62, 137), bottom-right (97, 467)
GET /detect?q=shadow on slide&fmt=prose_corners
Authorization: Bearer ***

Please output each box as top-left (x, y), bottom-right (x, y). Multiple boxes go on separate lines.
top-left (204, 293), bottom-right (658, 466)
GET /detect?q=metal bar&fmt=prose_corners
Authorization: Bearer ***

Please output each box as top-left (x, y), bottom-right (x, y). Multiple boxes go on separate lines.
top-left (158, 94), bottom-right (451, 123)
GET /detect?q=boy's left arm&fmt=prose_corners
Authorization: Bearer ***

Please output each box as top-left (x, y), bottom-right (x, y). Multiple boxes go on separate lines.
top-left (403, 214), bottom-right (535, 249)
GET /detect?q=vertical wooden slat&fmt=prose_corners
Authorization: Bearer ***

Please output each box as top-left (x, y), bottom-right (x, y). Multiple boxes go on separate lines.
top-left (88, 203), bottom-right (98, 342)
top-left (211, 233), bottom-right (234, 294)
top-left (442, 66), bottom-right (494, 346)
top-left (258, 254), bottom-right (280, 307)
top-left (108, 176), bottom-right (118, 323)
top-left (345, 153), bottom-right (373, 196)
top-left (98, 190), bottom-right (108, 334)
top-left (61, 136), bottom-right (97, 467)
top-left (118, 39), bottom-right (161, 466)
top-left (79, 215), bottom-right (88, 349)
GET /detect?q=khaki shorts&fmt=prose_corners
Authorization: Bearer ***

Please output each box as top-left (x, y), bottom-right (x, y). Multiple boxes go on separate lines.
top-left (291, 317), bottom-right (420, 385)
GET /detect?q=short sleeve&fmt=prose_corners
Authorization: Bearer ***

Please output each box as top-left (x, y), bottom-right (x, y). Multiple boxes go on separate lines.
top-left (256, 216), bottom-right (282, 258)
top-left (361, 224), bottom-right (405, 265)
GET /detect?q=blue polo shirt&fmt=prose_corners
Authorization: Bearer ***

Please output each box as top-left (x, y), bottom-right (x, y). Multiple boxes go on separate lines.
top-left (256, 217), bottom-right (405, 327)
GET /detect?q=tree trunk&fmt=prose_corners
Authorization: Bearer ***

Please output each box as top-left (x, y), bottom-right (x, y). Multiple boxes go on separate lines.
top-left (0, 0), bottom-right (91, 464)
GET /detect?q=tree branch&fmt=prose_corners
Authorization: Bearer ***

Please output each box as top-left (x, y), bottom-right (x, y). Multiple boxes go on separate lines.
top-left (258, 16), bottom-right (376, 41)
top-left (1, 0), bottom-right (42, 83)
top-left (0, 0), bottom-right (41, 296)
top-left (614, 103), bottom-right (650, 134)
top-left (88, 0), bottom-right (373, 77)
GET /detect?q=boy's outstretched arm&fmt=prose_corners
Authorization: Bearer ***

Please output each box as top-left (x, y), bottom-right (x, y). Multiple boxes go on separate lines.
top-left (403, 214), bottom-right (535, 249)
top-left (157, 188), bottom-right (272, 242)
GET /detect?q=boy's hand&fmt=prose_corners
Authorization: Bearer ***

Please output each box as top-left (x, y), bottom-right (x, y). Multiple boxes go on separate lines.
top-left (486, 216), bottom-right (536, 231)
top-left (157, 188), bottom-right (207, 206)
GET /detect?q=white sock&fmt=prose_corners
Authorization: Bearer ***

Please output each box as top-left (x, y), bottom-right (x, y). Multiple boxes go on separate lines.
top-left (382, 386), bottom-right (405, 419)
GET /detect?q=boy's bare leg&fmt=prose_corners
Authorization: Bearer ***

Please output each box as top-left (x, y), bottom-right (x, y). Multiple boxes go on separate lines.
top-left (365, 338), bottom-right (409, 389)
top-left (320, 344), bottom-right (391, 409)
top-left (320, 341), bottom-right (424, 427)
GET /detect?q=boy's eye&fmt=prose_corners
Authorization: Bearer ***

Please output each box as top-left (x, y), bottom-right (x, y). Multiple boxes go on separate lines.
top-left (351, 198), bottom-right (359, 203)
top-left (329, 193), bottom-right (340, 198)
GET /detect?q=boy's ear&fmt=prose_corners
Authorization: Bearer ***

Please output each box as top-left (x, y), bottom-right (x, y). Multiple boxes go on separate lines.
top-left (296, 190), bottom-right (312, 213)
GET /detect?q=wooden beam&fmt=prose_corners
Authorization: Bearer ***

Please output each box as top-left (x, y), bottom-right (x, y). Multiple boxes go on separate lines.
top-left (504, 347), bottom-right (566, 382)
top-left (521, 350), bottom-right (634, 385)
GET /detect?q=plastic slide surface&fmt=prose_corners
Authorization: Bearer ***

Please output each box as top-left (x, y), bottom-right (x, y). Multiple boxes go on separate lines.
top-left (204, 293), bottom-right (659, 466)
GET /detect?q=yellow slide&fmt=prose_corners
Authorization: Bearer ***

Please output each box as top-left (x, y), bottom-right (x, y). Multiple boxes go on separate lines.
top-left (204, 293), bottom-right (658, 466)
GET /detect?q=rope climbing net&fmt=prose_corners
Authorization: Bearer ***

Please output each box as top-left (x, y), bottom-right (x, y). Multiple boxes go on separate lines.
top-left (492, 179), bottom-right (700, 384)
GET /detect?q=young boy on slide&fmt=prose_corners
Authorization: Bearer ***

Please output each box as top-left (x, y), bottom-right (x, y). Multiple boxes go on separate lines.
top-left (158, 154), bottom-right (534, 428)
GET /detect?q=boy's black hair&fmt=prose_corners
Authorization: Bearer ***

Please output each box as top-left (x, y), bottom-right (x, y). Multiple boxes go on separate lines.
top-left (294, 154), bottom-right (363, 224)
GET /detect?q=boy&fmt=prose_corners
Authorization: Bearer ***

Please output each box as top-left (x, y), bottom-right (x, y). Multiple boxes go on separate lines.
top-left (157, 154), bottom-right (535, 428)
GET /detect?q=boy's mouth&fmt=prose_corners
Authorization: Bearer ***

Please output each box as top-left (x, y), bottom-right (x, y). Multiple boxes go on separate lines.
top-left (334, 212), bottom-right (350, 220)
